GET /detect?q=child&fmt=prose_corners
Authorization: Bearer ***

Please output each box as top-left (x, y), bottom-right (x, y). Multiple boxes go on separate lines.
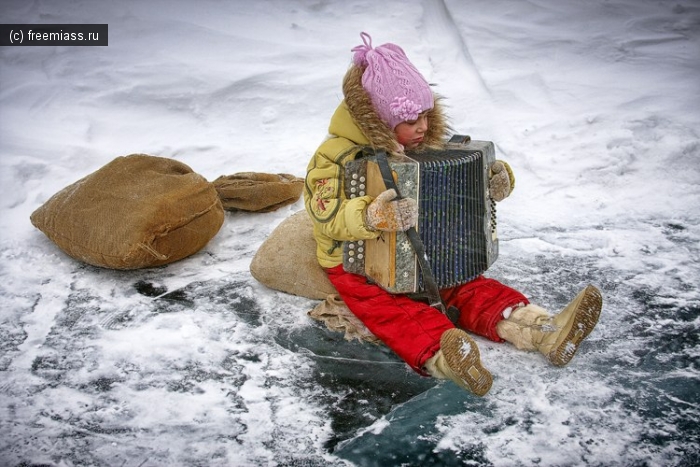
top-left (304, 32), bottom-right (602, 396)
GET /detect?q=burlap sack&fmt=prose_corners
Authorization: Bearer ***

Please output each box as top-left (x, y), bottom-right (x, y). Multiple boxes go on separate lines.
top-left (30, 154), bottom-right (224, 269)
top-left (213, 172), bottom-right (303, 213)
top-left (250, 210), bottom-right (336, 300)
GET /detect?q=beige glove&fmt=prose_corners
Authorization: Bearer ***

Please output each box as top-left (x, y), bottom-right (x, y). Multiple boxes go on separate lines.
top-left (365, 189), bottom-right (418, 232)
top-left (489, 160), bottom-right (515, 202)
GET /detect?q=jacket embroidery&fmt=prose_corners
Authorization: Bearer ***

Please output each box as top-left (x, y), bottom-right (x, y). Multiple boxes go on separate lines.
top-left (313, 178), bottom-right (334, 213)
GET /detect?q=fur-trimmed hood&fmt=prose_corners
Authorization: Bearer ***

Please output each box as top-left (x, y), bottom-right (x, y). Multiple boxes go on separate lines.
top-left (336, 64), bottom-right (450, 155)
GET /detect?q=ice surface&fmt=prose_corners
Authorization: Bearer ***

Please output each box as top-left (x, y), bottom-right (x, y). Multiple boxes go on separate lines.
top-left (1, 0), bottom-right (699, 466)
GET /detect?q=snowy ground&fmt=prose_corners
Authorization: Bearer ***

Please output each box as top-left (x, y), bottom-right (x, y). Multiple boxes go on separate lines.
top-left (1, 0), bottom-right (699, 465)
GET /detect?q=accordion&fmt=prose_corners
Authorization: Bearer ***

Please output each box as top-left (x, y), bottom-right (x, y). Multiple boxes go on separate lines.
top-left (342, 137), bottom-right (499, 294)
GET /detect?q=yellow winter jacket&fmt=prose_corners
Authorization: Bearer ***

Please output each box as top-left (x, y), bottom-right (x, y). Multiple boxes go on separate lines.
top-left (304, 102), bottom-right (379, 268)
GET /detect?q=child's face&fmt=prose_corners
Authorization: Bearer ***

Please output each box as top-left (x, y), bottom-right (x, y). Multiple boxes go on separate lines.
top-left (394, 113), bottom-right (429, 150)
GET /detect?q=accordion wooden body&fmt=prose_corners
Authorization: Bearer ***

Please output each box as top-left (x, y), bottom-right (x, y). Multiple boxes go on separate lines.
top-left (343, 138), bottom-right (499, 294)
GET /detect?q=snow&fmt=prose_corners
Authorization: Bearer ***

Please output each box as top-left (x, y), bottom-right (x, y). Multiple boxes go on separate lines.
top-left (1, 0), bottom-right (699, 465)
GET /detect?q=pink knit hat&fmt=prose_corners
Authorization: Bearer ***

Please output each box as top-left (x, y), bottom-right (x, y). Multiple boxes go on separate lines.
top-left (351, 32), bottom-right (434, 130)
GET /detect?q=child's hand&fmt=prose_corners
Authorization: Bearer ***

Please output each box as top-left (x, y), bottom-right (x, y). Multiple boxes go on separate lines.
top-left (365, 189), bottom-right (418, 232)
top-left (489, 160), bottom-right (515, 202)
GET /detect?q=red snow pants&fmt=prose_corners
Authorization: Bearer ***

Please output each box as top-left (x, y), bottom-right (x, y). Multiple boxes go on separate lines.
top-left (325, 265), bottom-right (528, 374)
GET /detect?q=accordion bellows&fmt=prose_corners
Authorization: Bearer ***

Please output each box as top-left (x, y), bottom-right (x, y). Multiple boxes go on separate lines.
top-left (343, 138), bottom-right (499, 293)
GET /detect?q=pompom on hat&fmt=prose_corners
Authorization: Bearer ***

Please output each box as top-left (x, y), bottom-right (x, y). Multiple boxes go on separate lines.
top-left (351, 32), bottom-right (434, 130)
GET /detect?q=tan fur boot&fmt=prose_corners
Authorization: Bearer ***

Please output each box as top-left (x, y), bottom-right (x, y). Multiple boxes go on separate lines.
top-left (424, 328), bottom-right (493, 396)
top-left (496, 285), bottom-right (603, 366)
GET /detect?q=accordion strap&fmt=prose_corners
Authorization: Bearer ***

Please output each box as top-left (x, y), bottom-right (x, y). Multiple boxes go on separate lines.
top-left (374, 150), bottom-right (461, 325)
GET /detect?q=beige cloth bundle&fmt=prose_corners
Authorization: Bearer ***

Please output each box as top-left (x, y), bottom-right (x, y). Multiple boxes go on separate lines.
top-left (250, 210), bottom-right (336, 300)
top-left (250, 210), bottom-right (379, 344)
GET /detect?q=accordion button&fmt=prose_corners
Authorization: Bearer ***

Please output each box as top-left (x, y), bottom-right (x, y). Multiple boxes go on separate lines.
top-left (358, 240), bottom-right (364, 246)
top-left (360, 176), bottom-right (366, 182)
top-left (357, 253), bottom-right (363, 260)
top-left (352, 173), bottom-right (358, 179)
top-left (348, 257), bottom-right (355, 263)
top-left (351, 180), bottom-right (357, 186)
